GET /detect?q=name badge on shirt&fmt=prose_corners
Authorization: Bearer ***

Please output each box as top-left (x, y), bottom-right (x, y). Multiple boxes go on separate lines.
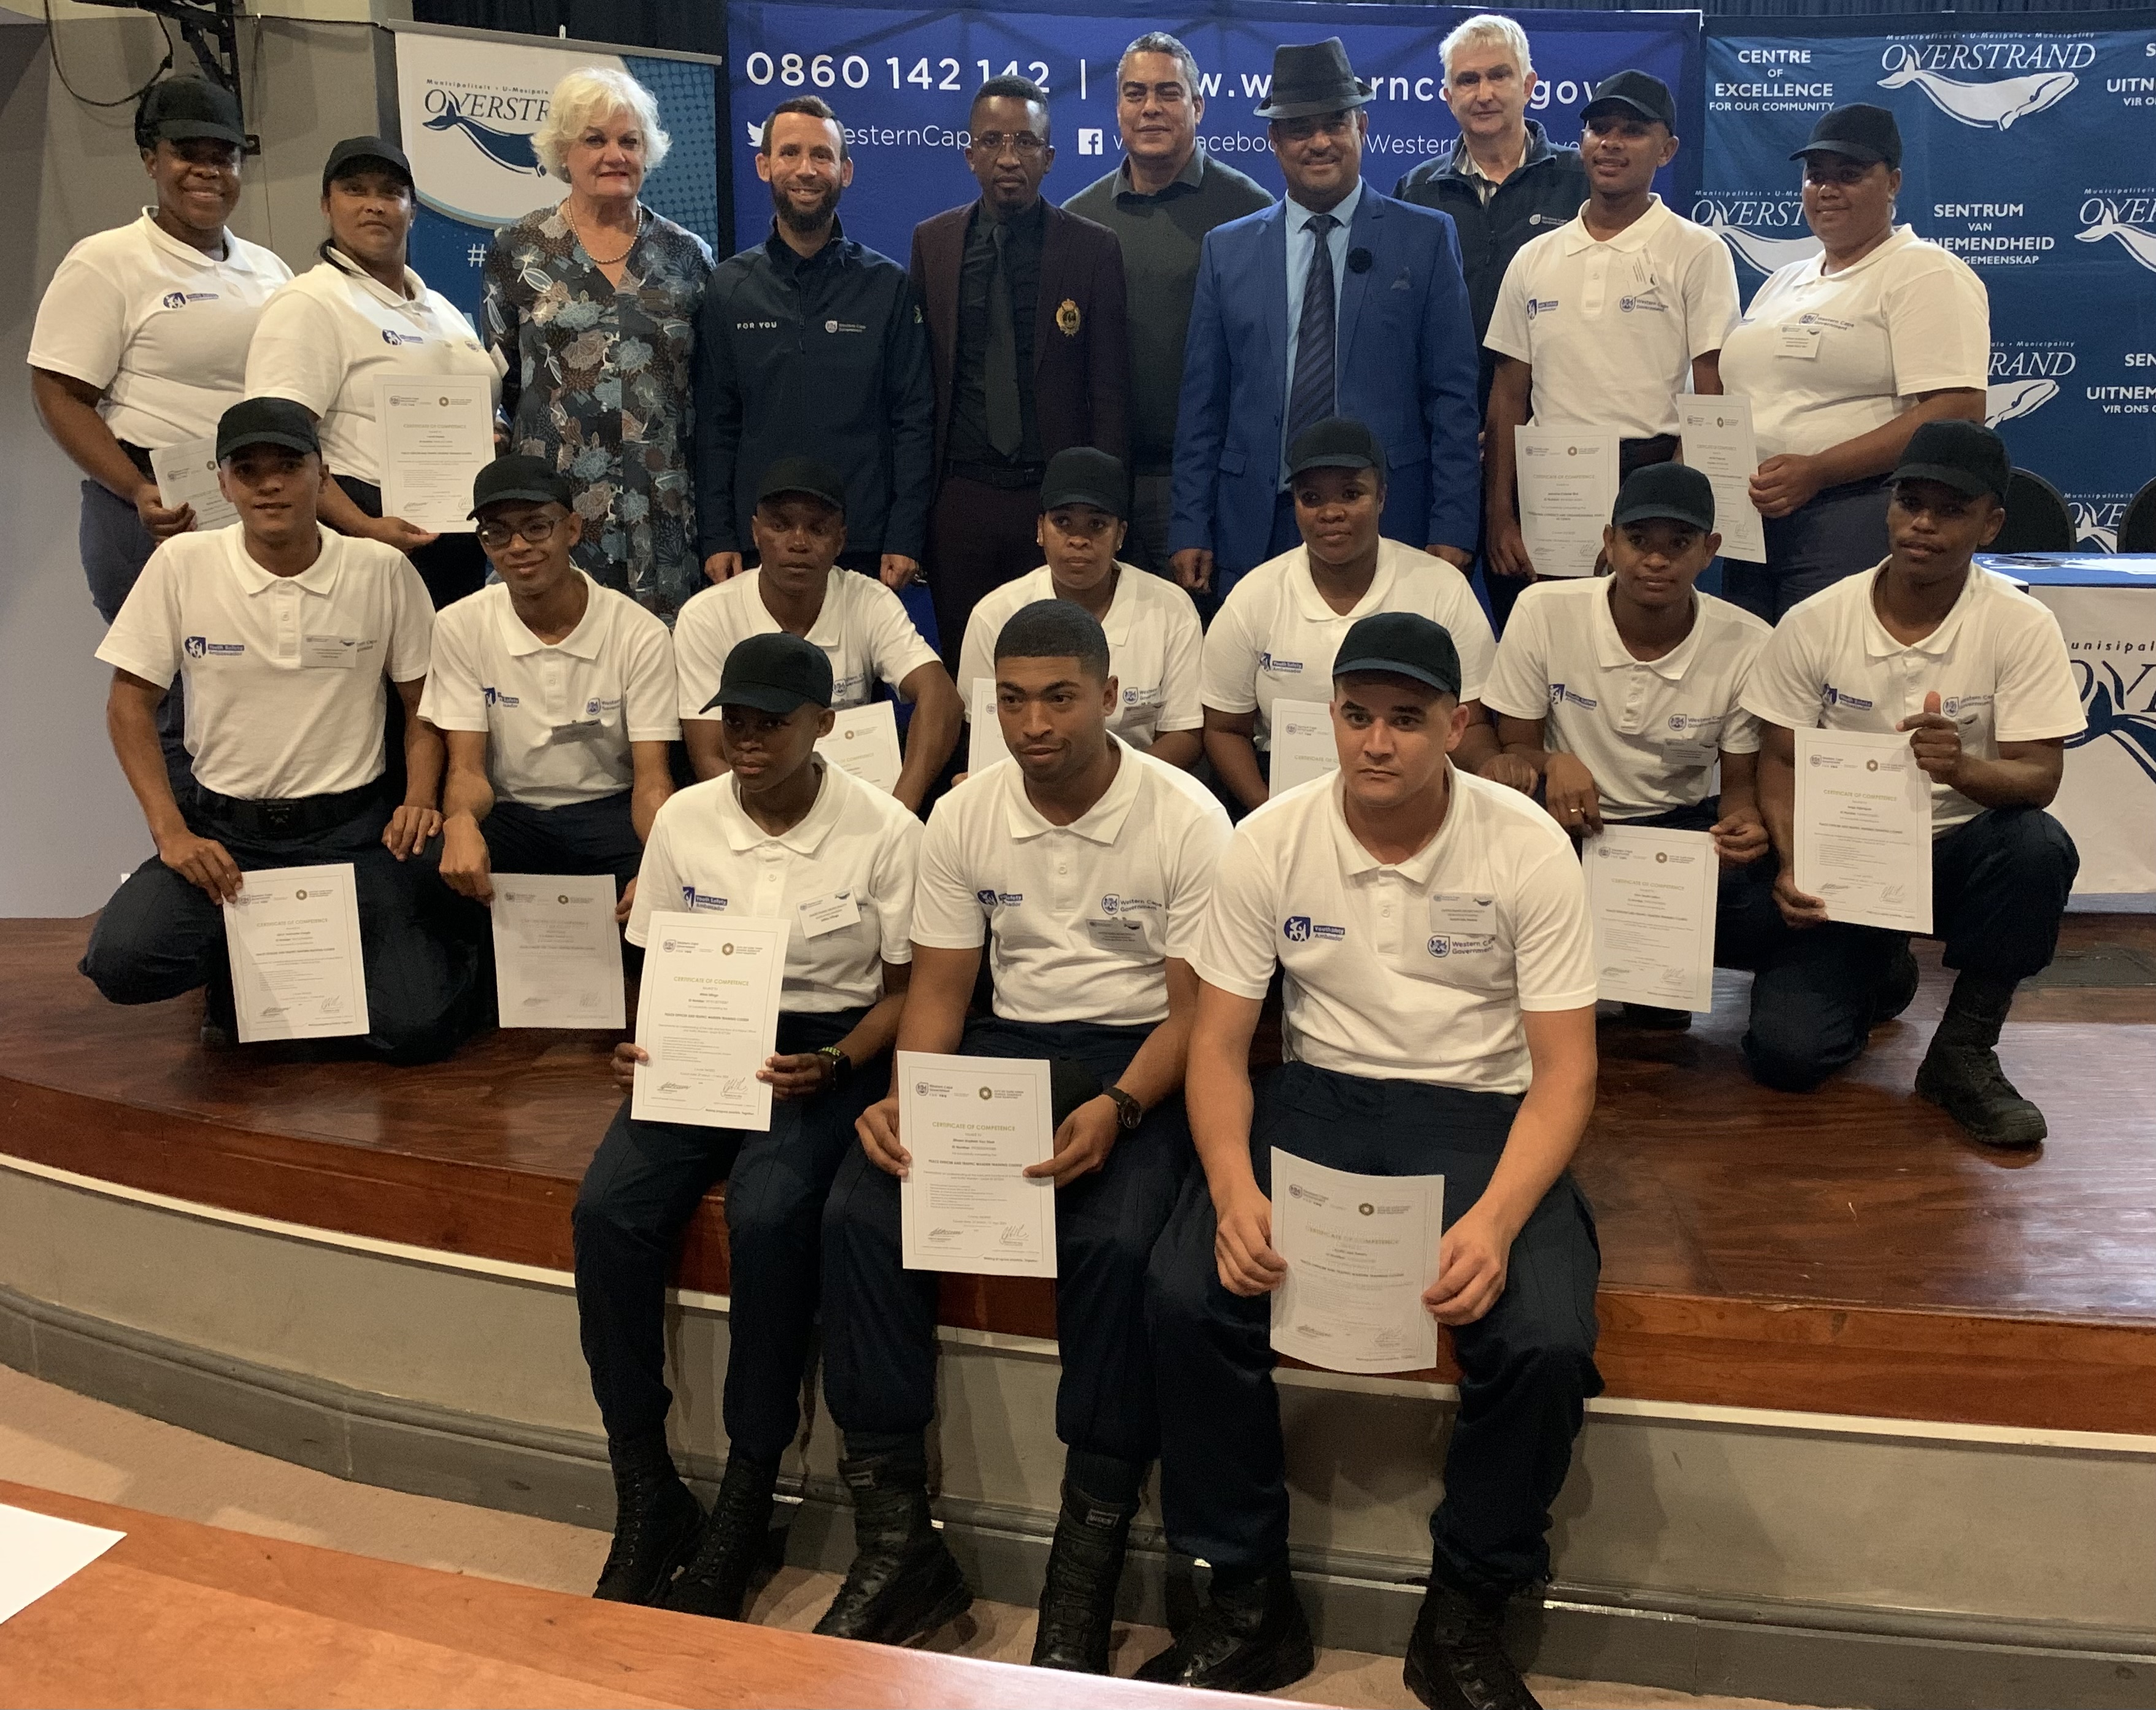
top-left (1775, 323), bottom-right (1822, 361)
top-left (1426, 893), bottom-right (1498, 958)
top-left (546, 718), bottom-right (607, 746)
top-left (798, 888), bottom-right (863, 939)
top-left (302, 634), bottom-right (363, 669)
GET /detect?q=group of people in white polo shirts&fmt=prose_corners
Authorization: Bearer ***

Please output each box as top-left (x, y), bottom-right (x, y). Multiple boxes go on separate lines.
top-left (40, 70), bottom-right (2088, 1710)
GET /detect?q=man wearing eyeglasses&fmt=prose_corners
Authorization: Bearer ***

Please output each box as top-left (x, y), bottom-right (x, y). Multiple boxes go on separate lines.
top-left (418, 455), bottom-right (680, 918)
top-left (910, 75), bottom-right (1130, 670)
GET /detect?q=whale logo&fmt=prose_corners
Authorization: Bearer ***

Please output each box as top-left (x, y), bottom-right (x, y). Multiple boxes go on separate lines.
top-left (1985, 377), bottom-right (2058, 427)
top-left (423, 98), bottom-right (547, 175)
top-left (2068, 661), bottom-right (2156, 785)
top-left (2070, 503), bottom-right (2119, 553)
top-left (1876, 61), bottom-right (2077, 130)
top-left (2076, 210), bottom-right (2156, 274)
top-left (1696, 209), bottom-right (1822, 277)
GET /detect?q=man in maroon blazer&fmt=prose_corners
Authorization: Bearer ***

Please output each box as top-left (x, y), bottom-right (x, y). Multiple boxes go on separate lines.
top-left (911, 76), bottom-right (1130, 666)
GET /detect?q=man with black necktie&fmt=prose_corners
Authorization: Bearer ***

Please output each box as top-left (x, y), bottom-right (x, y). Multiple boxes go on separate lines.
top-left (909, 77), bottom-right (1130, 668)
top-left (1169, 39), bottom-right (1480, 601)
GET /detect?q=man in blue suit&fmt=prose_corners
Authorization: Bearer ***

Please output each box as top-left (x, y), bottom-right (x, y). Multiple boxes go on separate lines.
top-left (1170, 39), bottom-right (1480, 598)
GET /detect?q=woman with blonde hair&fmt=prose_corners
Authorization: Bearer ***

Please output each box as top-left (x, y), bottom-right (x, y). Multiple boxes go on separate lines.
top-left (483, 66), bottom-right (712, 621)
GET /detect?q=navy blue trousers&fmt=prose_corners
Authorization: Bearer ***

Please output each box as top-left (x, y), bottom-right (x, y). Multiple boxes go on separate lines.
top-left (78, 791), bottom-right (477, 1064)
top-left (1743, 806), bottom-right (2078, 1092)
top-left (1147, 1064), bottom-right (1603, 1596)
top-left (81, 479), bottom-right (191, 808)
top-left (1723, 477), bottom-right (1891, 623)
top-left (477, 791), bottom-right (644, 896)
top-left (820, 1017), bottom-right (1190, 1466)
top-left (572, 1009), bottom-right (877, 1462)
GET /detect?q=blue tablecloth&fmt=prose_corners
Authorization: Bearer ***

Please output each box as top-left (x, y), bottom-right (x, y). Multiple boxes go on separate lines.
top-left (1977, 553), bottom-right (2156, 590)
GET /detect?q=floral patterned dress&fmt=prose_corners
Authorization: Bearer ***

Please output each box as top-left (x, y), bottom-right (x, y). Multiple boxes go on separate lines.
top-left (482, 203), bottom-right (713, 622)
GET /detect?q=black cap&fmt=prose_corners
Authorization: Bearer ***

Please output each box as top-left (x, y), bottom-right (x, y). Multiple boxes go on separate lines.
top-left (136, 79), bottom-right (245, 150)
top-left (756, 456), bottom-right (848, 516)
top-left (1612, 461), bottom-right (1716, 532)
top-left (216, 396), bottom-right (318, 462)
top-left (703, 632), bottom-right (834, 716)
top-left (1287, 417), bottom-right (1384, 479)
top-left (1254, 39), bottom-right (1373, 120)
top-left (1331, 612), bottom-right (1462, 698)
top-left (1791, 104), bottom-right (1902, 169)
top-left (470, 454), bottom-right (572, 518)
top-left (1039, 447), bottom-right (1128, 518)
top-left (1892, 420), bottom-right (2011, 504)
top-left (1583, 71), bottom-right (1676, 131)
top-left (323, 136), bottom-right (414, 193)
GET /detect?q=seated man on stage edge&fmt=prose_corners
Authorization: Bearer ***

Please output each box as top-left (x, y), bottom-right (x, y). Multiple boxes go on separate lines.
top-left (1738, 420), bottom-right (2083, 1146)
top-left (674, 458), bottom-right (961, 810)
top-left (1142, 612), bottom-right (1601, 1710)
top-left (79, 396), bottom-right (475, 1061)
top-left (421, 456), bottom-right (679, 918)
top-left (819, 601), bottom-right (1230, 1670)
top-left (574, 633), bottom-right (923, 1617)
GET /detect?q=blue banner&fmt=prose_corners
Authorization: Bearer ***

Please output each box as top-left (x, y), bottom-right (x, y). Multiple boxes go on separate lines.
top-left (1701, 19), bottom-right (2156, 553)
top-left (724, 2), bottom-right (1702, 268)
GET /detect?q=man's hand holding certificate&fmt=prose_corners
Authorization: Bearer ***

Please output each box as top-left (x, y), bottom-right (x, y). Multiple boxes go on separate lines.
top-left (1791, 727), bottom-right (1934, 933)
top-left (223, 863), bottom-right (369, 1042)
top-left (1270, 1150), bottom-right (1444, 1374)
top-left (894, 1050), bottom-right (1056, 1277)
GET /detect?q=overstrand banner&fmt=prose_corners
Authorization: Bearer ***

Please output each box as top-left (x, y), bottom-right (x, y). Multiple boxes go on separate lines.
top-left (1702, 19), bottom-right (2156, 552)
top-left (390, 27), bottom-right (723, 326)
top-left (723, 1), bottom-right (1701, 266)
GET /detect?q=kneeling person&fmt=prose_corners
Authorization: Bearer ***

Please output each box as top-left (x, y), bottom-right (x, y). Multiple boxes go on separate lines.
top-left (820, 602), bottom-right (1231, 1666)
top-left (1739, 422), bottom-right (2082, 1145)
top-left (1482, 463), bottom-right (1779, 1025)
top-left (574, 633), bottom-right (922, 1614)
top-left (422, 456), bottom-right (679, 912)
top-left (80, 397), bottom-right (472, 1061)
top-left (676, 458), bottom-right (961, 809)
top-left (1142, 613), bottom-right (1602, 1708)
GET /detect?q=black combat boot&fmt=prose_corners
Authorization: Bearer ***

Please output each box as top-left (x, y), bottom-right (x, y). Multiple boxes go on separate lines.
top-left (591, 1436), bottom-right (703, 1604)
top-left (1915, 970), bottom-right (2046, 1147)
top-left (812, 1450), bottom-right (972, 1645)
top-left (659, 1455), bottom-right (779, 1620)
top-left (1403, 1567), bottom-right (1539, 1710)
top-left (1030, 1480), bottom-right (1139, 1671)
top-left (1134, 1562), bottom-right (1313, 1692)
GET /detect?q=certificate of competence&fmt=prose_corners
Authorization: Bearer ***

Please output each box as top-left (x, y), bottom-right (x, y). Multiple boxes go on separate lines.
top-left (1795, 728), bottom-right (1935, 933)
top-left (1584, 825), bottom-right (1719, 1012)
top-left (817, 699), bottom-right (904, 795)
top-left (490, 874), bottom-right (625, 1029)
top-left (631, 912), bottom-right (787, 1131)
top-left (1268, 698), bottom-right (1339, 793)
top-left (1270, 1149), bottom-right (1444, 1375)
top-left (1676, 397), bottom-right (1766, 563)
top-left (148, 435), bottom-right (239, 531)
top-left (222, 863), bottom-right (369, 1043)
top-left (898, 1050), bottom-right (1056, 1278)
top-left (375, 374), bottom-right (495, 533)
top-left (1514, 428), bottom-right (1619, 579)
top-left (968, 679), bottom-right (1012, 776)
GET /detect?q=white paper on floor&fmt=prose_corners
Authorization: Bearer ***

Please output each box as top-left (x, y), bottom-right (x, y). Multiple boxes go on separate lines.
top-left (0, 1503), bottom-right (125, 1624)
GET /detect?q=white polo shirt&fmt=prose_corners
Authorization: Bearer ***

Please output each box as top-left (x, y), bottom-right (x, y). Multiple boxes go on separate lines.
top-left (675, 567), bottom-right (941, 721)
top-left (911, 741), bottom-right (1232, 1026)
top-left (97, 526), bottom-right (432, 801)
top-left (1483, 578), bottom-right (1771, 820)
top-left (957, 564), bottom-right (1204, 749)
top-left (1718, 228), bottom-right (1989, 462)
top-left (244, 253), bottom-right (502, 487)
top-left (1201, 540), bottom-right (1496, 750)
top-left (1742, 563), bottom-right (2082, 835)
top-left (627, 760), bottom-right (921, 1013)
top-left (420, 572), bottom-right (680, 809)
top-left (1485, 197), bottom-right (1741, 440)
top-left (28, 212), bottom-right (292, 449)
top-left (1194, 768), bottom-right (1598, 1095)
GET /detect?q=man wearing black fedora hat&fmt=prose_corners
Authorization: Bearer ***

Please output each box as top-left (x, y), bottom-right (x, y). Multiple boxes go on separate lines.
top-left (1171, 39), bottom-right (1480, 601)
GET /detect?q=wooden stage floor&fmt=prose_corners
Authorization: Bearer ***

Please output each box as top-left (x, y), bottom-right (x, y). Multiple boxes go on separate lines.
top-left (4, 914), bottom-right (2153, 1435)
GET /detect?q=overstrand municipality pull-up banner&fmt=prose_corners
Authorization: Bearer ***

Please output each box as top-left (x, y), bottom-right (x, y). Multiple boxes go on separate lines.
top-left (722, 1), bottom-right (1701, 266)
top-left (1701, 18), bottom-right (2156, 552)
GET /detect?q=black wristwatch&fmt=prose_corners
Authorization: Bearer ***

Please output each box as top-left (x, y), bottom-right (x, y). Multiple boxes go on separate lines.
top-left (815, 1044), bottom-right (852, 1085)
top-left (1103, 1084), bottom-right (1144, 1130)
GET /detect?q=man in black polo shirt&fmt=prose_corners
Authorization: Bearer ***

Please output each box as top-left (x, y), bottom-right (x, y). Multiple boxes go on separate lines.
top-left (695, 96), bottom-right (934, 590)
top-left (1066, 33), bottom-right (1272, 579)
